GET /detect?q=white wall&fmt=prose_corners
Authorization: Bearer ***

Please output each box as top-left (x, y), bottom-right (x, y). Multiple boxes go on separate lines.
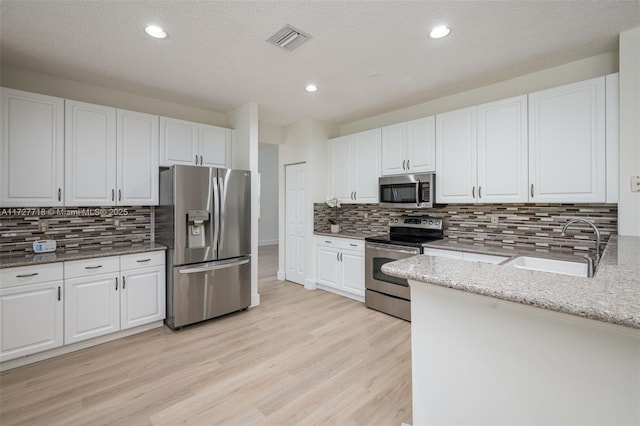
top-left (0, 65), bottom-right (228, 126)
top-left (258, 143), bottom-right (279, 245)
top-left (227, 102), bottom-right (260, 307)
top-left (277, 119), bottom-right (337, 287)
top-left (619, 27), bottom-right (640, 236)
top-left (259, 121), bottom-right (285, 145)
top-left (340, 52), bottom-right (618, 135)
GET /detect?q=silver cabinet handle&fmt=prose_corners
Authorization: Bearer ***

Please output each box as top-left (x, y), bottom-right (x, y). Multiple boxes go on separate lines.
top-left (84, 265), bottom-right (103, 270)
top-left (122, 276), bottom-right (126, 290)
top-left (350, 243), bottom-right (358, 247)
top-left (200, 155), bottom-right (203, 165)
top-left (472, 186), bottom-right (476, 199)
top-left (115, 277), bottom-right (118, 290)
top-left (402, 160), bottom-right (406, 170)
top-left (325, 240), bottom-right (332, 244)
top-left (58, 286), bottom-right (61, 301)
top-left (195, 154), bottom-right (198, 165)
top-left (16, 272), bottom-right (39, 278)
top-left (136, 258), bottom-right (151, 263)
top-left (336, 252), bottom-right (340, 261)
top-left (530, 184), bottom-right (534, 198)
top-left (340, 253), bottom-right (343, 261)
top-left (111, 189), bottom-right (115, 201)
top-left (407, 159), bottom-right (410, 170)
top-left (58, 188), bottom-right (62, 201)
top-left (354, 191), bottom-right (356, 200)
top-left (118, 189), bottom-right (121, 202)
top-left (479, 186), bottom-right (482, 199)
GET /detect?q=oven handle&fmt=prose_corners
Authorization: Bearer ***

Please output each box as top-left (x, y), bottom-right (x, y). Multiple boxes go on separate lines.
top-left (365, 242), bottom-right (421, 255)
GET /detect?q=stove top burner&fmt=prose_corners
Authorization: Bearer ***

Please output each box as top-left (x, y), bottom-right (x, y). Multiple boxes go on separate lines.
top-left (364, 215), bottom-right (444, 248)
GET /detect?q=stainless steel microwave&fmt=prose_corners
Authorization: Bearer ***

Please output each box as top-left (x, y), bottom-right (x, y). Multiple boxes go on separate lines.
top-left (379, 173), bottom-right (435, 208)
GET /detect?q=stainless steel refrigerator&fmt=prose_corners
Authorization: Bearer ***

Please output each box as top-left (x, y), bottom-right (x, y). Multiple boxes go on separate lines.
top-left (158, 165), bottom-right (251, 329)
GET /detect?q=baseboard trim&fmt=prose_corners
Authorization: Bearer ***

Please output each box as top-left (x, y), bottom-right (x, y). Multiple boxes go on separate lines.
top-left (258, 239), bottom-right (278, 247)
top-left (304, 278), bottom-right (317, 290)
top-left (276, 270), bottom-right (286, 281)
top-left (316, 284), bottom-right (365, 303)
top-left (251, 292), bottom-right (261, 307)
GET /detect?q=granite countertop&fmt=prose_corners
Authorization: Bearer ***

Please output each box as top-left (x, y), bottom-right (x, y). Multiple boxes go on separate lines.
top-left (0, 243), bottom-right (167, 269)
top-left (314, 231), bottom-right (377, 240)
top-left (382, 234), bottom-right (640, 330)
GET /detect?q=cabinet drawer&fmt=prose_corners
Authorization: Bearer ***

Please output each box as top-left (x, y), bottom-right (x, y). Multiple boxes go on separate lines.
top-left (316, 236), bottom-right (364, 252)
top-left (64, 256), bottom-right (120, 279)
top-left (0, 263), bottom-right (64, 288)
top-left (120, 251), bottom-right (165, 271)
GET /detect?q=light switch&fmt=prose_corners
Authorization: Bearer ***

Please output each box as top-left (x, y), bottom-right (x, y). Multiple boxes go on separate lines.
top-left (632, 176), bottom-right (640, 193)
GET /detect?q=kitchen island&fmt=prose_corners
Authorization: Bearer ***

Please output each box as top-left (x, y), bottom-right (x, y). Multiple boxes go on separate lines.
top-left (383, 235), bottom-right (640, 425)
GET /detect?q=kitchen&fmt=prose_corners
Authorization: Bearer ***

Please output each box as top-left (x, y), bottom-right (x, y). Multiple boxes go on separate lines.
top-left (1, 1), bottom-right (640, 425)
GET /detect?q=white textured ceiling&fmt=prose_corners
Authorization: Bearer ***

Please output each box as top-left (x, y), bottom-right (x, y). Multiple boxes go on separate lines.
top-left (1, 1), bottom-right (639, 126)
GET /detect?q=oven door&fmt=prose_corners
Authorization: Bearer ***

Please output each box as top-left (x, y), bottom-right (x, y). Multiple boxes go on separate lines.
top-left (365, 242), bottom-right (420, 299)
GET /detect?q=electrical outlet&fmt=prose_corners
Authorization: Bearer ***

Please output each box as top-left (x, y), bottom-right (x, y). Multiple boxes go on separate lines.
top-left (490, 214), bottom-right (499, 224)
top-left (38, 219), bottom-right (48, 232)
top-left (114, 218), bottom-right (120, 227)
top-left (631, 176), bottom-right (640, 193)
top-left (364, 212), bottom-right (368, 219)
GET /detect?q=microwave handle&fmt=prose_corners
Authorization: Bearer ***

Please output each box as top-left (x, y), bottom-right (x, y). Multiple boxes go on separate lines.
top-left (415, 179), bottom-right (420, 207)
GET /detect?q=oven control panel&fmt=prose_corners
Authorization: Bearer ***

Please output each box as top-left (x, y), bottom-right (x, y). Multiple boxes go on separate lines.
top-left (389, 216), bottom-right (443, 230)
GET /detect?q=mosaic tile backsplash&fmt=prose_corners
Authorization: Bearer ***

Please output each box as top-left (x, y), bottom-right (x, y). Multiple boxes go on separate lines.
top-left (314, 203), bottom-right (618, 256)
top-left (0, 207), bottom-right (152, 255)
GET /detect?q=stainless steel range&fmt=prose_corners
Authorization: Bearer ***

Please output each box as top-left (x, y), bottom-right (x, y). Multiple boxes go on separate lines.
top-left (364, 216), bottom-right (444, 321)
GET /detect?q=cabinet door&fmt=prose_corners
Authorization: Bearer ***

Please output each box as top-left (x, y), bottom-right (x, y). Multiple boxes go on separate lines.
top-left (330, 135), bottom-right (353, 202)
top-left (65, 100), bottom-right (117, 206)
top-left (0, 281), bottom-right (63, 362)
top-left (477, 95), bottom-right (528, 203)
top-left (121, 265), bottom-right (165, 330)
top-left (406, 116), bottom-right (435, 173)
top-left (340, 250), bottom-right (364, 296)
top-left (528, 77), bottom-right (606, 202)
top-left (353, 129), bottom-right (381, 203)
top-left (316, 246), bottom-right (340, 288)
top-left (117, 109), bottom-right (159, 205)
top-left (159, 117), bottom-right (199, 166)
top-left (381, 123), bottom-right (407, 176)
top-left (199, 124), bottom-right (231, 168)
top-left (1, 89), bottom-right (64, 207)
top-left (64, 273), bottom-right (120, 344)
top-left (436, 106), bottom-right (477, 203)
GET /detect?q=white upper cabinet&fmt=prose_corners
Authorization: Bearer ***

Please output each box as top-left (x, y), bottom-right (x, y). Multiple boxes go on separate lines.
top-left (381, 117), bottom-right (435, 175)
top-left (1, 88), bottom-right (64, 207)
top-left (117, 109), bottom-right (159, 205)
top-left (160, 117), bottom-right (231, 168)
top-left (352, 129), bottom-right (381, 203)
top-left (66, 102), bottom-right (158, 206)
top-left (477, 95), bottom-right (528, 203)
top-left (199, 124), bottom-right (231, 168)
top-left (330, 129), bottom-right (381, 203)
top-left (436, 106), bottom-right (477, 203)
top-left (65, 100), bottom-right (117, 206)
top-left (528, 76), bottom-right (606, 203)
top-left (605, 73), bottom-right (619, 204)
top-left (330, 135), bottom-right (353, 202)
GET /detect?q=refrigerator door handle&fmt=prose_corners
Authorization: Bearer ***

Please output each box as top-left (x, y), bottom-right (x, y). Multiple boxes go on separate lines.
top-left (178, 258), bottom-right (250, 274)
top-left (212, 174), bottom-right (221, 253)
top-left (218, 176), bottom-right (226, 253)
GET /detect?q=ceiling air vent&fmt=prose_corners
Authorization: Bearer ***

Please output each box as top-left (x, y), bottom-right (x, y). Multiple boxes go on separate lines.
top-left (267, 25), bottom-right (311, 51)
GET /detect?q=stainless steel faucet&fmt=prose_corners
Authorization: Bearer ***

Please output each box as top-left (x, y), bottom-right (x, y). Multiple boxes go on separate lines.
top-left (561, 218), bottom-right (602, 266)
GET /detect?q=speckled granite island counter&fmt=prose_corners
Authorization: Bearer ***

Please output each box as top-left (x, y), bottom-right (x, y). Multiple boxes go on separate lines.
top-left (382, 235), bottom-right (640, 425)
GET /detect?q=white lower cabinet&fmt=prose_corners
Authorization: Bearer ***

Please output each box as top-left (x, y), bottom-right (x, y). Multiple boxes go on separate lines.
top-left (120, 252), bottom-right (166, 330)
top-left (64, 256), bottom-right (121, 344)
top-left (316, 236), bottom-right (364, 300)
top-left (0, 251), bottom-right (166, 366)
top-left (0, 263), bottom-right (64, 362)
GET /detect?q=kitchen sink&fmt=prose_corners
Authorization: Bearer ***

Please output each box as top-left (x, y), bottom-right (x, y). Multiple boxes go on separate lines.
top-left (502, 256), bottom-right (591, 278)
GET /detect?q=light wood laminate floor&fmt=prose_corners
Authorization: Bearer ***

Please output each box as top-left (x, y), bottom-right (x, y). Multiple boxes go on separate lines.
top-left (0, 245), bottom-right (412, 425)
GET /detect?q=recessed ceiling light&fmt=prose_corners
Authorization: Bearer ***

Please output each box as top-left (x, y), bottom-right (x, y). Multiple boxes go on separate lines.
top-left (429, 25), bottom-right (451, 39)
top-left (145, 25), bottom-right (167, 39)
top-left (305, 84), bottom-right (318, 92)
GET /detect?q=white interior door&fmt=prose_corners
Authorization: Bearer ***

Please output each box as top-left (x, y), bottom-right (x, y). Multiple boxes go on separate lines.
top-left (285, 163), bottom-right (306, 285)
